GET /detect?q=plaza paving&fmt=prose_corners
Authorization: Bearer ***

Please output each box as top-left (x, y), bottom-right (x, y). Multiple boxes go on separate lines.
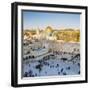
top-left (22, 54), bottom-right (80, 77)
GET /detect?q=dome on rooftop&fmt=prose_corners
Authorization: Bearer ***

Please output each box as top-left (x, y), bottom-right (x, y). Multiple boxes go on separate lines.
top-left (45, 26), bottom-right (53, 34)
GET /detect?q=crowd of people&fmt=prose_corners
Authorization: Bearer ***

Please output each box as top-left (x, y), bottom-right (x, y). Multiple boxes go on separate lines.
top-left (23, 53), bottom-right (80, 77)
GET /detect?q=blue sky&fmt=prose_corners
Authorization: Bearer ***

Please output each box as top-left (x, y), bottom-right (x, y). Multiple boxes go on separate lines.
top-left (23, 11), bottom-right (80, 30)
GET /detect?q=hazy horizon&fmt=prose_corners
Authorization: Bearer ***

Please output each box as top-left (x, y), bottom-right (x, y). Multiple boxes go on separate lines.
top-left (23, 11), bottom-right (80, 30)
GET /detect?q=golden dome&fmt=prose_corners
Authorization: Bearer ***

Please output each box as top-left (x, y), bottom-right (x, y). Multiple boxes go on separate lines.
top-left (45, 26), bottom-right (53, 33)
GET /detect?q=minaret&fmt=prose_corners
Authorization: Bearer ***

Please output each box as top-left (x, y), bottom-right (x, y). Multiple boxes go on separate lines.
top-left (36, 28), bottom-right (40, 39)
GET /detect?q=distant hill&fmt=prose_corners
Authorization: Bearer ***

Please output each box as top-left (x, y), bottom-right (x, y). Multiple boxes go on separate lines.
top-left (23, 26), bottom-right (80, 42)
